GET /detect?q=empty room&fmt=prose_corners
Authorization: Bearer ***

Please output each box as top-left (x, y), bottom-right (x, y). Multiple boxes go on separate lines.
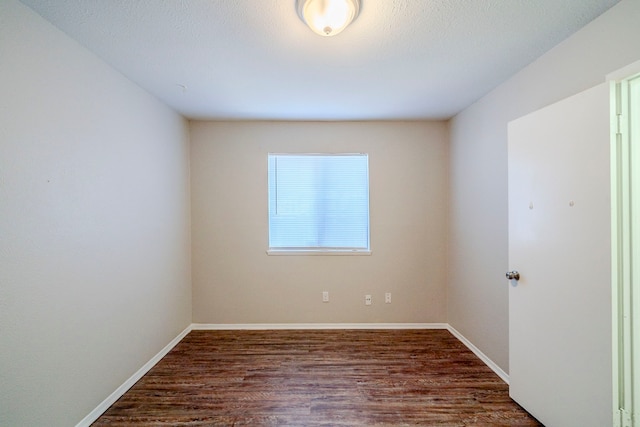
top-left (2, 0), bottom-right (639, 426)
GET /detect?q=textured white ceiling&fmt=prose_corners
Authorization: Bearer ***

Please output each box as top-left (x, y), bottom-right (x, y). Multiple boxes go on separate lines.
top-left (20, 0), bottom-right (620, 120)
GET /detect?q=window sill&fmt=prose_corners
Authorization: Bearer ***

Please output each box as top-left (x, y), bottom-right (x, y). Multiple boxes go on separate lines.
top-left (266, 249), bottom-right (372, 256)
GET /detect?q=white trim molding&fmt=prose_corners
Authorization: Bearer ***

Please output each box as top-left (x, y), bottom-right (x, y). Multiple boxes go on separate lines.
top-left (447, 325), bottom-right (509, 384)
top-left (192, 322), bottom-right (448, 330)
top-left (75, 325), bottom-right (192, 427)
top-left (609, 64), bottom-right (640, 427)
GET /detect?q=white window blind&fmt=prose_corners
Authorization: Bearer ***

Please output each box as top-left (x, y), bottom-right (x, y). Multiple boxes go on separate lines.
top-left (268, 153), bottom-right (369, 252)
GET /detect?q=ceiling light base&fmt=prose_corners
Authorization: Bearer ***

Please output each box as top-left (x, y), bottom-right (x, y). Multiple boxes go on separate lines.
top-left (296, 0), bottom-right (361, 37)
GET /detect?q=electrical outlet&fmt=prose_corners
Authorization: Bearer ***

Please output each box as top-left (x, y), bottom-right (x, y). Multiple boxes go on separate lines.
top-left (385, 292), bottom-right (392, 304)
top-left (365, 294), bottom-right (372, 305)
top-left (322, 291), bottom-right (329, 302)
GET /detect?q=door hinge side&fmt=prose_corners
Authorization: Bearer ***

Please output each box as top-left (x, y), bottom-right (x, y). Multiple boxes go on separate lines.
top-left (617, 113), bottom-right (623, 136)
top-left (615, 81), bottom-right (623, 136)
top-left (614, 408), bottom-right (633, 427)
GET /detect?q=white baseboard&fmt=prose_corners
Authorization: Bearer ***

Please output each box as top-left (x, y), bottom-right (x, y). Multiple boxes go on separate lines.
top-left (75, 324), bottom-right (193, 427)
top-left (191, 322), bottom-right (449, 330)
top-left (446, 325), bottom-right (509, 384)
top-left (78, 322), bottom-right (507, 425)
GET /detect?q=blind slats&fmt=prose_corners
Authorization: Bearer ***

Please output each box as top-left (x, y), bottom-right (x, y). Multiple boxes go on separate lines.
top-left (268, 154), bottom-right (369, 250)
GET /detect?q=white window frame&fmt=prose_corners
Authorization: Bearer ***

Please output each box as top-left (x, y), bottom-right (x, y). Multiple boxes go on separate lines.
top-left (266, 153), bottom-right (371, 256)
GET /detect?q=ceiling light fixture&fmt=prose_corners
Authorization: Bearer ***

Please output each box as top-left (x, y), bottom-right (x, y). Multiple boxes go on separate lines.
top-left (296, 0), bottom-right (361, 37)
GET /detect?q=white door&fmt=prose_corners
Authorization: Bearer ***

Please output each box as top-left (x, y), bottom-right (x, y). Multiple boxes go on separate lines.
top-left (507, 83), bottom-right (612, 427)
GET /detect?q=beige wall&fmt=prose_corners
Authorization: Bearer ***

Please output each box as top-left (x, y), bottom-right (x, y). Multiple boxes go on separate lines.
top-left (191, 121), bottom-right (448, 324)
top-left (0, 1), bottom-right (192, 426)
top-left (448, 0), bottom-right (640, 372)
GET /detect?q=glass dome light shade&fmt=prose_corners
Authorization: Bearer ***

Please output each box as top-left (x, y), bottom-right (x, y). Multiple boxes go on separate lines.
top-left (296, 0), bottom-right (360, 37)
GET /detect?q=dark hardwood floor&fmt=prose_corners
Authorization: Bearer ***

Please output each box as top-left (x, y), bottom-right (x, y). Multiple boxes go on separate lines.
top-left (93, 329), bottom-right (541, 426)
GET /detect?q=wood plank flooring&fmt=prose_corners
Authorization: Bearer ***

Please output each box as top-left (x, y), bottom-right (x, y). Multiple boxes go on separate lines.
top-left (93, 329), bottom-right (541, 426)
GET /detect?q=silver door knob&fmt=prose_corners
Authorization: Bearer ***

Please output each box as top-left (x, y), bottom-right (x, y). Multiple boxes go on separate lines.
top-left (506, 271), bottom-right (520, 281)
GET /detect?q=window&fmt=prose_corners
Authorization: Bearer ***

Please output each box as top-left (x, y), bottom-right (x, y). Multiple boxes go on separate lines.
top-left (268, 153), bottom-right (370, 254)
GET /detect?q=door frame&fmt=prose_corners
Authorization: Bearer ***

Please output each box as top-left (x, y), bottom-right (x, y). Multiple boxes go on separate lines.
top-left (608, 60), bottom-right (640, 427)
